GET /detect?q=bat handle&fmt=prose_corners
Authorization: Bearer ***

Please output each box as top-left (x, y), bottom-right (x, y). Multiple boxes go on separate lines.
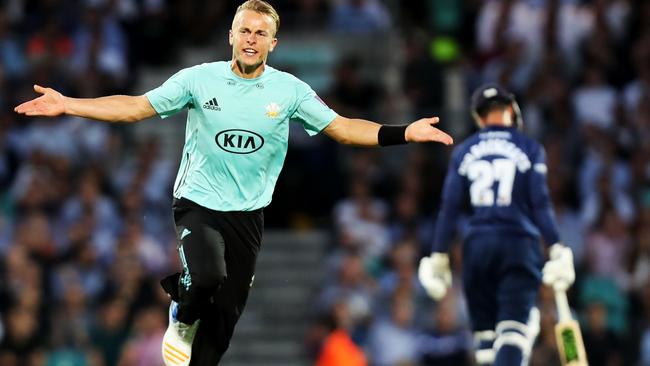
top-left (554, 289), bottom-right (573, 323)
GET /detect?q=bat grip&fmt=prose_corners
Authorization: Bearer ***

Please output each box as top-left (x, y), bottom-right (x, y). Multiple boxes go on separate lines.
top-left (554, 289), bottom-right (573, 323)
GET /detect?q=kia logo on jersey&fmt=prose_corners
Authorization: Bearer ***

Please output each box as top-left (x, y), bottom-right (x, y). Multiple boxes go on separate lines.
top-left (215, 129), bottom-right (264, 154)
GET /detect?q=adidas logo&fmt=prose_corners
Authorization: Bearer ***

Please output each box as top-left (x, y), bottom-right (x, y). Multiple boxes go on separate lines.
top-left (203, 97), bottom-right (221, 111)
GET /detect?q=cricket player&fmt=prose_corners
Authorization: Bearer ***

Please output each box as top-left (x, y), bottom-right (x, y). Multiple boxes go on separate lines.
top-left (418, 84), bottom-right (575, 365)
top-left (14, 1), bottom-right (453, 365)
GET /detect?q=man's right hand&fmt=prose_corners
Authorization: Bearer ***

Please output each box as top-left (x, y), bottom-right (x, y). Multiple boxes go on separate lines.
top-left (405, 117), bottom-right (454, 146)
top-left (14, 84), bottom-right (66, 117)
top-left (418, 252), bottom-right (452, 300)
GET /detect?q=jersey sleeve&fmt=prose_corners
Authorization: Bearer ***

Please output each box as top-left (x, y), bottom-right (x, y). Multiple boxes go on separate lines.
top-left (528, 144), bottom-right (561, 246)
top-left (431, 148), bottom-right (466, 253)
top-left (289, 80), bottom-right (337, 136)
top-left (145, 67), bottom-right (194, 119)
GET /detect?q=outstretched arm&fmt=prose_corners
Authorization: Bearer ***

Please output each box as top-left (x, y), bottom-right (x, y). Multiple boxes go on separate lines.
top-left (323, 115), bottom-right (453, 146)
top-left (14, 85), bottom-right (157, 123)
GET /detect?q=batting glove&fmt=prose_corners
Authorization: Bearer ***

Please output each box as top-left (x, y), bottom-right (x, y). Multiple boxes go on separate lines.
top-left (418, 252), bottom-right (452, 301)
top-left (542, 243), bottom-right (575, 292)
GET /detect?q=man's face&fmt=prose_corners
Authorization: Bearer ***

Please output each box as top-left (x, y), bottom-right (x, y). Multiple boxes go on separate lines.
top-left (229, 9), bottom-right (277, 72)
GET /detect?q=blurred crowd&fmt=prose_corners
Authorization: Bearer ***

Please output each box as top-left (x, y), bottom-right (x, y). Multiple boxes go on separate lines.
top-left (310, 1), bottom-right (650, 366)
top-left (0, 0), bottom-right (649, 366)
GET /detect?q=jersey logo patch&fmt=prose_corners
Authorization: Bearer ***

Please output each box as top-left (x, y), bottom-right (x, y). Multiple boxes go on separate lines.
top-left (215, 129), bottom-right (265, 154)
top-left (203, 97), bottom-right (221, 111)
top-left (265, 102), bottom-right (281, 118)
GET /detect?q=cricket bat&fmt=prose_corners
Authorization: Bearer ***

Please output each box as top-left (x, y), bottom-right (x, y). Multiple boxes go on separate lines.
top-left (554, 289), bottom-right (588, 366)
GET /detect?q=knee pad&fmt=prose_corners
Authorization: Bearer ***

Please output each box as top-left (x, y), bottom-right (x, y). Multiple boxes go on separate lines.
top-left (475, 348), bottom-right (496, 365)
top-left (527, 306), bottom-right (540, 343)
top-left (494, 320), bottom-right (532, 359)
top-left (476, 308), bottom-right (540, 365)
top-left (495, 306), bottom-right (540, 345)
top-left (474, 330), bottom-right (496, 365)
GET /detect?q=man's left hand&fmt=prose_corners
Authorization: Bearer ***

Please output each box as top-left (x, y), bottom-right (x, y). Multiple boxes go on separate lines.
top-left (405, 117), bottom-right (453, 145)
top-left (542, 243), bottom-right (575, 292)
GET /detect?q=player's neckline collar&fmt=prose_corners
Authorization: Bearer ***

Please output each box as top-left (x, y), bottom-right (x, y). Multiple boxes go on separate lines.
top-left (228, 61), bottom-right (269, 82)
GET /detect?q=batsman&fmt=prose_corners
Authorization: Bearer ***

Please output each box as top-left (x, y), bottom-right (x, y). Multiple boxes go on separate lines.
top-left (419, 84), bottom-right (578, 365)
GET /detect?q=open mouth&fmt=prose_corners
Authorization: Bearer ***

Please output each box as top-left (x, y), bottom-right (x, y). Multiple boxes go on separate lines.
top-left (243, 48), bottom-right (258, 57)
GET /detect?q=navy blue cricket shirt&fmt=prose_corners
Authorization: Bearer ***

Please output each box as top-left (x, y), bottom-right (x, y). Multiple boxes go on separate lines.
top-left (431, 126), bottom-right (560, 253)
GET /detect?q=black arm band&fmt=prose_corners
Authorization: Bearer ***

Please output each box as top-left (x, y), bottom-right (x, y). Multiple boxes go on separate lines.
top-left (378, 124), bottom-right (408, 146)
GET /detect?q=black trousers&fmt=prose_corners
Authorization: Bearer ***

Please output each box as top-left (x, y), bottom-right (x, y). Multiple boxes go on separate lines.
top-left (462, 233), bottom-right (542, 332)
top-left (160, 198), bottom-right (263, 365)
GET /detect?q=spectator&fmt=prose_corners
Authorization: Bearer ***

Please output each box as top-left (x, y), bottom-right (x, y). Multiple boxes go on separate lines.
top-left (59, 169), bottom-right (120, 263)
top-left (572, 65), bottom-right (618, 130)
top-left (582, 302), bottom-right (623, 366)
top-left (0, 307), bottom-right (43, 363)
top-left (326, 56), bottom-right (383, 120)
top-left (367, 294), bottom-right (419, 366)
top-left (4, 0), bottom-right (650, 364)
top-left (116, 306), bottom-right (166, 366)
top-left (584, 209), bottom-right (632, 289)
top-left (387, 191), bottom-right (432, 248)
top-left (70, 1), bottom-right (128, 91)
top-left (418, 296), bottom-right (472, 366)
top-left (376, 240), bottom-right (421, 310)
top-left (0, 11), bottom-right (26, 80)
top-left (90, 298), bottom-right (130, 366)
top-left (319, 251), bottom-right (375, 334)
top-left (315, 301), bottom-right (367, 366)
top-left (329, 0), bottom-right (391, 34)
top-left (334, 178), bottom-right (389, 262)
top-left (579, 128), bottom-right (635, 227)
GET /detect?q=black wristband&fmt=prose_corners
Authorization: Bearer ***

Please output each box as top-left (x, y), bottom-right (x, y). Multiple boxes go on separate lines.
top-left (378, 124), bottom-right (408, 146)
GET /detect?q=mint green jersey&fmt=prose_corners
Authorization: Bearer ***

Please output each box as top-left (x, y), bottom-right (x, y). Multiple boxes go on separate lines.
top-left (145, 61), bottom-right (337, 211)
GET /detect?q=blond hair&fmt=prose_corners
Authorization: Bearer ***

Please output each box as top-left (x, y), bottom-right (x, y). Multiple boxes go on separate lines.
top-left (235, 0), bottom-right (280, 35)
